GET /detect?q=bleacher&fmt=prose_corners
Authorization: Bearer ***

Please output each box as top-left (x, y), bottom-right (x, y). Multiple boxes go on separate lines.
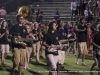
top-left (2, 1), bottom-right (73, 24)
top-left (1, 0), bottom-right (100, 24)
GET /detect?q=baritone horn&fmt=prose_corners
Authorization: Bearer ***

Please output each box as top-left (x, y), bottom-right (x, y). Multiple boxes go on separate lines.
top-left (18, 6), bottom-right (32, 18)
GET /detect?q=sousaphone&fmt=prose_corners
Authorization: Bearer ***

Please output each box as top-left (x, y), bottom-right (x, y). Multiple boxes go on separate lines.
top-left (18, 6), bottom-right (32, 18)
top-left (18, 6), bottom-right (34, 29)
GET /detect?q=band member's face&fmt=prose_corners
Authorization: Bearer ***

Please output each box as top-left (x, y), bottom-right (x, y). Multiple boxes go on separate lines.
top-left (35, 23), bottom-right (39, 29)
top-left (52, 23), bottom-right (57, 30)
top-left (82, 19), bottom-right (85, 24)
top-left (19, 17), bottom-right (25, 24)
top-left (60, 21), bottom-right (64, 27)
top-left (3, 21), bottom-right (7, 27)
top-left (26, 26), bottom-right (31, 32)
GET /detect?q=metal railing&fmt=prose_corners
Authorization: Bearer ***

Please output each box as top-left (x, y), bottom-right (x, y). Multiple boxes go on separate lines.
top-left (0, 15), bottom-right (99, 21)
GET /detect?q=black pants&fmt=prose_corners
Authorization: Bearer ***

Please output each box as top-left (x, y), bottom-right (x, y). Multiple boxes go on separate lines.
top-left (71, 10), bottom-right (78, 15)
top-left (36, 16), bottom-right (43, 23)
top-left (77, 6), bottom-right (81, 15)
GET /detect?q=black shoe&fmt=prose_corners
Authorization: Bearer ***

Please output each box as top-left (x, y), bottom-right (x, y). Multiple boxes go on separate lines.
top-left (40, 56), bottom-right (44, 58)
top-left (36, 61), bottom-right (40, 64)
top-left (1, 63), bottom-right (7, 67)
top-left (11, 69), bottom-right (15, 75)
top-left (90, 68), bottom-right (93, 75)
top-left (21, 72), bottom-right (24, 75)
top-left (61, 65), bottom-right (64, 69)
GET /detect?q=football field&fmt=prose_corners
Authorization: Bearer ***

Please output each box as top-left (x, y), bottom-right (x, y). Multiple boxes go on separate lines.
top-left (0, 51), bottom-right (98, 75)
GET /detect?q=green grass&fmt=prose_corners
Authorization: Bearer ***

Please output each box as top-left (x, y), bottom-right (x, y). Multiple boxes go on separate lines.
top-left (0, 51), bottom-right (98, 75)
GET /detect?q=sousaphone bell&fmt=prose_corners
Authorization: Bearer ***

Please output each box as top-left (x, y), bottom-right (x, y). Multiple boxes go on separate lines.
top-left (18, 6), bottom-right (32, 18)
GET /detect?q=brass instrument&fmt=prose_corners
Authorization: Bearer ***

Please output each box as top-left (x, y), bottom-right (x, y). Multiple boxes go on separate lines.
top-left (59, 39), bottom-right (76, 44)
top-left (47, 44), bottom-right (68, 55)
top-left (14, 38), bottom-right (27, 47)
top-left (13, 37), bottom-right (37, 46)
top-left (48, 44), bottom-right (68, 51)
top-left (18, 6), bottom-right (34, 29)
top-left (18, 6), bottom-right (32, 18)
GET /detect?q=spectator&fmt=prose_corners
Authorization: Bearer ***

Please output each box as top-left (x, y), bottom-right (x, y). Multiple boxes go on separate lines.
top-left (77, 0), bottom-right (82, 15)
top-left (81, 0), bottom-right (88, 16)
top-left (93, 0), bottom-right (98, 12)
top-left (84, 7), bottom-right (93, 23)
top-left (97, 0), bottom-right (100, 15)
top-left (71, 0), bottom-right (78, 20)
top-left (71, 0), bottom-right (78, 16)
top-left (64, 22), bottom-right (74, 35)
top-left (30, 5), bottom-right (34, 14)
top-left (94, 11), bottom-right (99, 23)
top-left (36, 8), bottom-right (43, 23)
top-left (88, 0), bottom-right (94, 11)
top-left (66, 23), bottom-right (77, 56)
top-left (0, 7), bottom-right (7, 15)
top-left (54, 9), bottom-right (60, 20)
top-left (75, 18), bottom-right (88, 66)
top-left (37, 5), bottom-right (40, 11)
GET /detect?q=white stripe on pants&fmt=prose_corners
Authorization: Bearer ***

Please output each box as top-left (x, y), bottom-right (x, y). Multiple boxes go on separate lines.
top-left (58, 50), bottom-right (65, 65)
top-left (46, 54), bottom-right (58, 69)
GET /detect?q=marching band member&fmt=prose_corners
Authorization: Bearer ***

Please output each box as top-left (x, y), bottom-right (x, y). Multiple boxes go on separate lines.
top-left (57, 20), bottom-right (67, 70)
top-left (43, 21), bottom-right (60, 75)
top-left (75, 18), bottom-right (88, 65)
top-left (92, 25), bottom-right (100, 75)
top-left (32, 22), bottom-right (41, 63)
top-left (39, 24), bottom-right (47, 58)
top-left (0, 20), bottom-right (10, 66)
top-left (10, 14), bottom-right (28, 75)
top-left (90, 25), bottom-right (99, 74)
top-left (24, 25), bottom-right (35, 69)
top-left (66, 23), bottom-right (77, 56)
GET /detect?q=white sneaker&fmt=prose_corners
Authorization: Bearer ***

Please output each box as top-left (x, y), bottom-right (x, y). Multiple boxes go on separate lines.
top-left (95, 58), bottom-right (98, 66)
top-left (24, 66), bottom-right (27, 69)
top-left (75, 59), bottom-right (79, 65)
top-left (27, 67), bottom-right (31, 70)
top-left (82, 62), bottom-right (87, 66)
